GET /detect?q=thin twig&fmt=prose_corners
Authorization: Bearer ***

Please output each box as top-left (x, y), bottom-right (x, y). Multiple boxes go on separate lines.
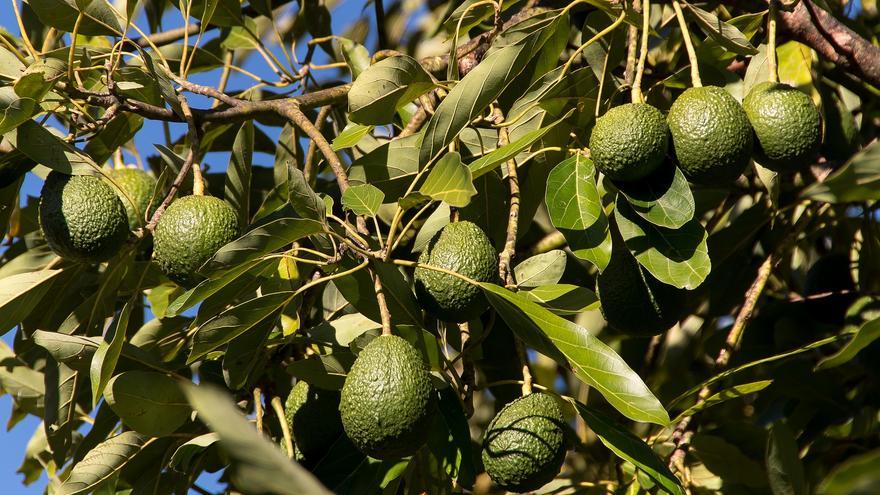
top-left (270, 396), bottom-right (294, 459)
top-left (671, 0), bottom-right (702, 87)
top-left (303, 105), bottom-right (334, 184)
top-left (253, 387), bottom-right (264, 433)
top-left (459, 321), bottom-right (476, 417)
top-left (493, 107), bottom-right (520, 285)
top-left (374, 0), bottom-right (389, 49)
top-left (371, 268), bottom-right (393, 336)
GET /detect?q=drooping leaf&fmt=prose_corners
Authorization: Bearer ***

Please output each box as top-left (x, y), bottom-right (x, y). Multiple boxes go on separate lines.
top-left (419, 152), bottom-right (477, 207)
top-left (616, 166), bottom-right (695, 229)
top-left (336, 38), bottom-right (371, 79)
top-left (815, 318), bottom-right (880, 371)
top-left (817, 448), bottom-right (880, 495)
top-left (0, 87), bottom-right (37, 135)
top-left (348, 56), bottom-right (435, 125)
top-left (58, 432), bottom-right (152, 495)
top-left (203, 217), bottom-right (325, 272)
top-left (105, 371), bottom-right (190, 437)
top-left (683, 2), bottom-right (758, 55)
top-left (5, 120), bottom-right (98, 174)
top-left (225, 121), bottom-right (254, 228)
top-left (182, 383), bottom-right (332, 494)
top-left (481, 283), bottom-right (670, 425)
top-left (766, 422), bottom-right (806, 495)
top-left (673, 380), bottom-right (773, 422)
top-left (27, 0), bottom-right (123, 36)
top-left (574, 403), bottom-right (684, 495)
top-left (615, 201), bottom-right (710, 290)
top-left (348, 134), bottom-right (420, 201)
top-left (166, 259), bottom-right (273, 317)
top-left (43, 361), bottom-right (80, 465)
top-left (169, 433), bottom-right (220, 472)
top-left (520, 284), bottom-right (599, 315)
top-left (0, 268), bottom-right (64, 335)
top-left (288, 168), bottom-right (326, 221)
top-left (341, 184), bottom-right (385, 216)
top-left (545, 154), bottom-right (611, 271)
top-left (0, 341), bottom-right (45, 415)
top-left (513, 250), bottom-right (566, 288)
top-left (90, 299), bottom-right (134, 407)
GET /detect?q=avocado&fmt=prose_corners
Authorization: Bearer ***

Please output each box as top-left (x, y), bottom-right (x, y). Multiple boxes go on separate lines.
top-left (743, 81), bottom-right (821, 172)
top-left (106, 168), bottom-right (157, 229)
top-left (414, 221), bottom-right (497, 323)
top-left (596, 238), bottom-right (684, 335)
top-left (39, 172), bottom-right (129, 262)
top-left (589, 102), bottom-right (669, 182)
top-left (339, 335), bottom-right (437, 459)
top-left (482, 392), bottom-right (567, 493)
top-left (284, 381), bottom-right (345, 464)
top-left (667, 86), bottom-right (753, 185)
top-left (152, 195), bottom-right (240, 287)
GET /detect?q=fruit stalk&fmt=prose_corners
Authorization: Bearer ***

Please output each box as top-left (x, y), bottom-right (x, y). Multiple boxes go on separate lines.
top-left (767, 0), bottom-right (780, 83)
top-left (371, 268), bottom-right (394, 336)
top-left (671, 0), bottom-right (702, 87)
top-left (270, 396), bottom-right (294, 459)
top-left (631, 0), bottom-right (651, 103)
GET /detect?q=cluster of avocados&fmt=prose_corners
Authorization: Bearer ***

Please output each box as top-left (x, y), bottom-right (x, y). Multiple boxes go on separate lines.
top-left (589, 81), bottom-right (822, 335)
top-left (38, 167), bottom-right (240, 287)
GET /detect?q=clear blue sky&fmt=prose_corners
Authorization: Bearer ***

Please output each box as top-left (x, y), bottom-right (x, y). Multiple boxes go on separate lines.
top-left (0, 0), bottom-right (375, 492)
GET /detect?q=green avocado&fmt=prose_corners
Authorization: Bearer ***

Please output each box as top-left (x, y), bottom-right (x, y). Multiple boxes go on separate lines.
top-left (414, 221), bottom-right (497, 323)
top-left (39, 172), bottom-right (129, 262)
top-left (667, 86), bottom-right (753, 185)
top-left (283, 381), bottom-right (345, 464)
top-left (152, 195), bottom-right (240, 287)
top-left (339, 335), bottom-right (437, 459)
top-left (743, 81), bottom-right (822, 172)
top-left (106, 168), bottom-right (158, 229)
top-left (482, 392), bottom-right (567, 493)
top-left (589, 102), bottom-right (669, 182)
top-left (596, 239), bottom-right (684, 335)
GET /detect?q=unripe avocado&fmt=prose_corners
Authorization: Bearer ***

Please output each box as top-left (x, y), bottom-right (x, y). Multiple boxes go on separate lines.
top-left (153, 195), bottom-right (240, 287)
top-left (589, 103), bottom-right (669, 182)
top-left (667, 86), bottom-right (753, 185)
top-left (339, 335), bottom-right (437, 459)
top-left (482, 392), bottom-right (567, 493)
top-left (284, 381), bottom-right (344, 464)
top-left (596, 240), bottom-right (684, 335)
top-left (106, 168), bottom-right (157, 229)
top-left (39, 172), bottom-right (129, 262)
top-left (743, 81), bottom-right (821, 172)
top-left (414, 221), bottom-right (497, 323)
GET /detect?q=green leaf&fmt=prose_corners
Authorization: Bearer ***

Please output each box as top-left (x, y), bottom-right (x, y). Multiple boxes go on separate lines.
top-left (431, 387), bottom-right (476, 488)
top-left (166, 259), bottom-right (271, 317)
top-left (419, 10), bottom-right (568, 165)
top-left (220, 16), bottom-right (260, 49)
top-left (348, 56), bottom-right (435, 125)
top-left (169, 433), bottom-right (220, 472)
top-left (186, 0), bottom-right (243, 26)
top-left (288, 167), bottom-right (326, 221)
top-left (336, 38), bottom-right (370, 79)
top-left (0, 268), bottom-right (64, 335)
top-left (514, 250), bottom-right (566, 288)
top-left (14, 58), bottom-right (66, 101)
top-left (342, 184), bottom-right (385, 216)
top-left (766, 422), bottom-right (806, 495)
top-left (481, 283), bottom-right (669, 425)
top-left (84, 114), bottom-right (144, 165)
top-left (225, 120), bottom-right (253, 228)
top-left (348, 134), bottom-right (420, 201)
top-left (545, 154), bottom-right (611, 271)
top-left (468, 110), bottom-right (573, 179)
top-left (27, 0), bottom-right (123, 36)
top-left (203, 217), bottom-right (325, 272)
top-left (44, 361), bottom-right (80, 465)
top-left (182, 383), bottom-right (332, 494)
top-left (222, 316), bottom-right (274, 390)
top-left (58, 432), bottom-right (152, 495)
top-left (0, 340), bottom-right (45, 415)
top-left (573, 403), bottom-right (684, 495)
top-left (0, 88), bottom-right (36, 136)
top-left (105, 371), bottom-right (190, 437)
top-left (616, 166), bottom-right (695, 229)
top-left (444, 0), bottom-right (496, 33)
top-left (419, 152), bottom-right (476, 207)
top-left (817, 448), bottom-right (880, 495)
top-left (673, 380), bottom-right (773, 423)
top-left (332, 123), bottom-right (374, 151)
top-left (334, 259), bottom-right (422, 325)
top-left (520, 284), bottom-right (599, 315)
top-left (32, 330), bottom-right (168, 373)
top-left (616, 201), bottom-right (710, 290)
top-left (691, 434), bottom-right (768, 488)
top-left (802, 140), bottom-right (880, 203)
top-left (189, 292), bottom-right (290, 363)
top-left (90, 299), bottom-right (133, 407)
top-left (5, 119), bottom-right (99, 174)
top-left (815, 318), bottom-right (880, 371)
top-left (683, 2), bottom-right (757, 55)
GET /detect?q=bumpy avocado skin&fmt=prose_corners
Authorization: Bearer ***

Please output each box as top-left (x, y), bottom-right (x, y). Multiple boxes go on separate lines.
top-left (106, 168), bottom-right (158, 229)
top-left (596, 241), bottom-right (684, 335)
top-left (744, 81), bottom-right (821, 172)
top-left (39, 172), bottom-right (129, 262)
top-left (153, 195), bottom-right (240, 287)
top-left (284, 381), bottom-right (345, 464)
top-left (589, 103), bottom-right (669, 182)
top-left (668, 86), bottom-right (754, 185)
top-left (482, 392), bottom-right (567, 493)
top-left (414, 221), bottom-right (497, 323)
top-left (339, 335), bottom-right (437, 459)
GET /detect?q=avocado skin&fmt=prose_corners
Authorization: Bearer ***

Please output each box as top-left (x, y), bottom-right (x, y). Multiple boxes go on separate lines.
top-left (284, 381), bottom-right (345, 464)
top-left (482, 392), bottom-right (567, 493)
top-left (339, 335), bottom-right (437, 459)
top-left (106, 168), bottom-right (157, 229)
top-left (668, 86), bottom-right (753, 185)
top-left (744, 81), bottom-right (821, 172)
top-left (596, 241), bottom-right (684, 335)
top-left (589, 103), bottom-right (669, 182)
top-left (153, 195), bottom-right (240, 287)
top-left (39, 172), bottom-right (129, 262)
top-left (414, 221), bottom-right (497, 323)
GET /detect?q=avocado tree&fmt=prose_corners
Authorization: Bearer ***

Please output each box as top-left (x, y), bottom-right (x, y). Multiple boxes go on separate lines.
top-left (1, 0), bottom-right (879, 493)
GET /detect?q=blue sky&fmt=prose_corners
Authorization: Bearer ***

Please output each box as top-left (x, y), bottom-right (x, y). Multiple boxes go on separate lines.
top-left (0, 0), bottom-right (375, 492)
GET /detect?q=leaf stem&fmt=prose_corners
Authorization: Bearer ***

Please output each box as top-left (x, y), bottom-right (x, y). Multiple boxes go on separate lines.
top-left (671, 0), bottom-right (702, 87)
top-left (631, 0), bottom-right (651, 103)
top-left (10, 0), bottom-right (39, 59)
top-left (67, 13), bottom-right (84, 83)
